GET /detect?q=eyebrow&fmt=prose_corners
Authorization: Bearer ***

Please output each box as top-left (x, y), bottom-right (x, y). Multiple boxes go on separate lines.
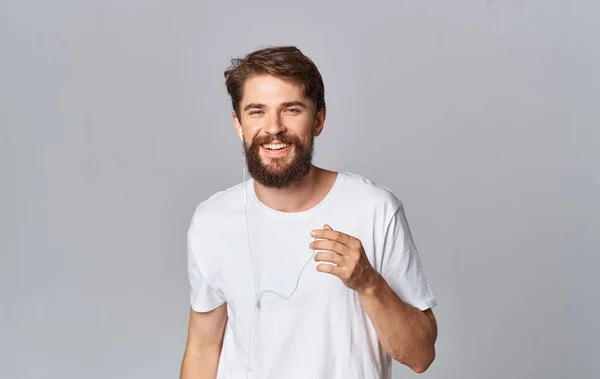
top-left (243, 101), bottom-right (308, 111)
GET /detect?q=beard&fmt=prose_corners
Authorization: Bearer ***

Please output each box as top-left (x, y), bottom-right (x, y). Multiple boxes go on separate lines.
top-left (243, 131), bottom-right (314, 189)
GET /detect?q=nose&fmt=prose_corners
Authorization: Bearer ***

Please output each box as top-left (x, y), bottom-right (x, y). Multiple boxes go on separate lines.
top-left (264, 112), bottom-right (286, 137)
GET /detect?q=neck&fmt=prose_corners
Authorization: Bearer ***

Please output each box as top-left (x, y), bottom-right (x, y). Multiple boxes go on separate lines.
top-left (252, 165), bottom-right (327, 213)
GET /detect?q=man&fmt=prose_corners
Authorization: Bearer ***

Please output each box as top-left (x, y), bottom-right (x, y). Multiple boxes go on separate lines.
top-left (180, 46), bottom-right (438, 379)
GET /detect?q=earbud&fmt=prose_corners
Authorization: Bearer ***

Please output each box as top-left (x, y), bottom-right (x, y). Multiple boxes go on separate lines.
top-left (238, 127), bottom-right (243, 140)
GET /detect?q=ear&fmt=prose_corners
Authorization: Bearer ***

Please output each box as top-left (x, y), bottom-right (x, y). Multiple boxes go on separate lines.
top-left (232, 111), bottom-right (242, 136)
top-left (313, 107), bottom-right (327, 137)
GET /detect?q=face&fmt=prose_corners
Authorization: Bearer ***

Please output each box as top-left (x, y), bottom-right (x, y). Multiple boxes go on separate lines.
top-left (234, 75), bottom-right (325, 189)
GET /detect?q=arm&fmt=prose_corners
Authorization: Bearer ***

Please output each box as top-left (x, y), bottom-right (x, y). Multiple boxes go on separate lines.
top-left (357, 273), bottom-right (437, 373)
top-left (310, 220), bottom-right (437, 373)
top-left (180, 303), bottom-right (228, 379)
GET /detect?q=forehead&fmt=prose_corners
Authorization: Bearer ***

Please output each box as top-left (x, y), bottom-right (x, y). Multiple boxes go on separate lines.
top-left (241, 75), bottom-right (305, 105)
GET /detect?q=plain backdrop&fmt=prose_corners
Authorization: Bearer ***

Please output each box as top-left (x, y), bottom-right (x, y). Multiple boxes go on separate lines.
top-left (1, 1), bottom-right (598, 378)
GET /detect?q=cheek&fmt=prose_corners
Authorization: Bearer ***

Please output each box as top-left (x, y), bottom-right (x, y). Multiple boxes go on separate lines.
top-left (290, 119), bottom-right (317, 137)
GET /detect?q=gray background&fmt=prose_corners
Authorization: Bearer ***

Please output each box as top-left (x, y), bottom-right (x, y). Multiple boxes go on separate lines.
top-left (1, 0), bottom-right (598, 378)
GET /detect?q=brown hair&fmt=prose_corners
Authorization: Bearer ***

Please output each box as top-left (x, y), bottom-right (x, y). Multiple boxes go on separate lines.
top-left (224, 46), bottom-right (325, 119)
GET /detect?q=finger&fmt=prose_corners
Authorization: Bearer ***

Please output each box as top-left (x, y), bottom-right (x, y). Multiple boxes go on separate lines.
top-left (314, 251), bottom-right (344, 266)
top-left (310, 239), bottom-right (349, 256)
top-left (310, 228), bottom-right (357, 248)
top-left (323, 224), bottom-right (360, 248)
top-left (316, 263), bottom-right (346, 278)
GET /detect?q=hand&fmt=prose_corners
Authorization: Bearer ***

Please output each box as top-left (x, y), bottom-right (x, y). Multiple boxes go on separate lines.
top-left (309, 224), bottom-right (379, 293)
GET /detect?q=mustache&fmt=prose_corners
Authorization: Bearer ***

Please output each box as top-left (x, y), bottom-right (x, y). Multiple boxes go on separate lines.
top-left (252, 134), bottom-right (297, 145)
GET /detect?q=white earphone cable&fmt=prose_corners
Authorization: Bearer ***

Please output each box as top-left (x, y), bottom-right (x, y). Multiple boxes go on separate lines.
top-left (241, 140), bottom-right (316, 379)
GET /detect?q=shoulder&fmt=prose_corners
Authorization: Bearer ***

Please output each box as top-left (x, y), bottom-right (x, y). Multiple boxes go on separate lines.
top-left (188, 180), bottom-right (246, 231)
top-left (341, 171), bottom-right (404, 214)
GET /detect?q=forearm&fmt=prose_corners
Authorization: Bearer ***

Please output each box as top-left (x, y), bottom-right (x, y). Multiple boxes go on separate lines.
top-left (180, 344), bottom-right (222, 379)
top-left (357, 272), bottom-right (437, 373)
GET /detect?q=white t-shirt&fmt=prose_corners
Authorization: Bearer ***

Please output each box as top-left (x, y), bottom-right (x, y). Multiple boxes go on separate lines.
top-left (187, 171), bottom-right (436, 379)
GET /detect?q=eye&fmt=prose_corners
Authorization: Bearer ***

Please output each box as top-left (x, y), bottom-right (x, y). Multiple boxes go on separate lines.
top-left (249, 110), bottom-right (263, 115)
top-left (286, 108), bottom-right (301, 113)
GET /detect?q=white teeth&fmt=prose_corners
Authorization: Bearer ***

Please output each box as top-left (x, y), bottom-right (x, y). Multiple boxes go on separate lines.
top-left (263, 143), bottom-right (290, 150)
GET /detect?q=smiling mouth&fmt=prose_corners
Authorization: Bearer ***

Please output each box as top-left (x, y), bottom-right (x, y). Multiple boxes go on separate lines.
top-left (261, 142), bottom-right (291, 150)
top-left (260, 143), bottom-right (293, 157)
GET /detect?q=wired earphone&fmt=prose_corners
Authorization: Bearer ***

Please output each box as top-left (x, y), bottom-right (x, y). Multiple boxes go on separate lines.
top-left (239, 127), bottom-right (318, 379)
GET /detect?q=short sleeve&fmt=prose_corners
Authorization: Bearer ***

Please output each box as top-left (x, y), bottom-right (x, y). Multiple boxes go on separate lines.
top-left (187, 221), bottom-right (226, 313)
top-left (380, 203), bottom-right (437, 311)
